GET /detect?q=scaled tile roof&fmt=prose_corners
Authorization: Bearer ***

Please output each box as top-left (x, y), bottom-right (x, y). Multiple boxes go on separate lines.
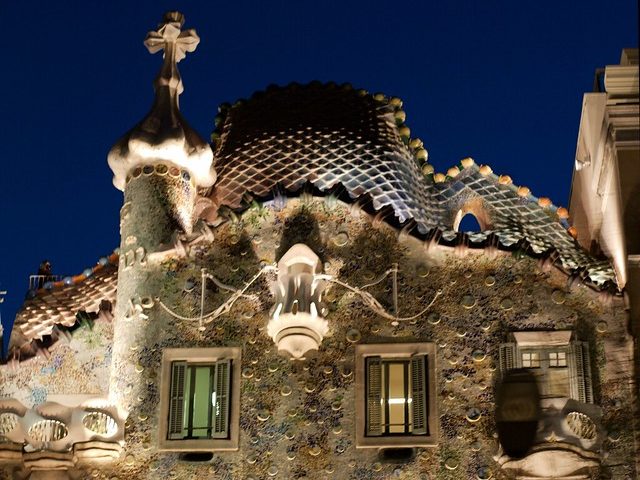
top-left (6, 82), bottom-right (618, 363)
top-left (210, 81), bottom-right (444, 227)
top-left (431, 165), bottom-right (615, 285)
top-left (7, 255), bottom-right (118, 360)
top-left (209, 82), bottom-right (616, 286)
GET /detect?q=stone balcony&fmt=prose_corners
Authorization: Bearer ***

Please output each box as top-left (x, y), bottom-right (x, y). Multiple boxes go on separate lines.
top-left (0, 398), bottom-right (124, 474)
top-left (496, 398), bottom-right (604, 479)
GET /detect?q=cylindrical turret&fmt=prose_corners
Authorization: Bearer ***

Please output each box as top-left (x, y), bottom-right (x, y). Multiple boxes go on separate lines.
top-left (107, 11), bottom-right (215, 426)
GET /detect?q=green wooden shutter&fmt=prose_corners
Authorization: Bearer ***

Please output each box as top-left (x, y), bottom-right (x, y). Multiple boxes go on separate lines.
top-left (366, 356), bottom-right (382, 436)
top-left (410, 355), bottom-right (428, 435)
top-left (498, 343), bottom-right (517, 378)
top-left (212, 359), bottom-right (231, 438)
top-left (168, 361), bottom-right (187, 439)
top-left (570, 341), bottom-right (593, 403)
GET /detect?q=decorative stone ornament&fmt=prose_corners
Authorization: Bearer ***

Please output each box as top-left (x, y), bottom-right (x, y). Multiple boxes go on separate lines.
top-left (107, 11), bottom-right (215, 192)
top-left (268, 244), bottom-right (329, 359)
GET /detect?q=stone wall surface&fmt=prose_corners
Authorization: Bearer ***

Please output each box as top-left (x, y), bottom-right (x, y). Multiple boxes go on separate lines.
top-left (1, 197), bottom-right (637, 479)
top-left (0, 320), bottom-right (112, 407)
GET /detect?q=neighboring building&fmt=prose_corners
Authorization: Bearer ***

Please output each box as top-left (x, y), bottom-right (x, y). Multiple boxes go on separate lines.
top-left (569, 48), bottom-right (640, 397)
top-left (1, 12), bottom-right (638, 480)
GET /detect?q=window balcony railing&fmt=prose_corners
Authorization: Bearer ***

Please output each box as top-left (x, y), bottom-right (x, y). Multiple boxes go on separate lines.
top-left (0, 398), bottom-right (123, 470)
top-left (28, 275), bottom-right (62, 291)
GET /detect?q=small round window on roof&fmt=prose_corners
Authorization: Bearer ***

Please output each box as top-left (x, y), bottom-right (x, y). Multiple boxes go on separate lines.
top-left (455, 212), bottom-right (483, 233)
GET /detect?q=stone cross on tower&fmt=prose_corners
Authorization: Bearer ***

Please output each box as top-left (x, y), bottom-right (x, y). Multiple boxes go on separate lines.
top-left (107, 11), bottom-right (215, 193)
top-left (144, 11), bottom-right (200, 98)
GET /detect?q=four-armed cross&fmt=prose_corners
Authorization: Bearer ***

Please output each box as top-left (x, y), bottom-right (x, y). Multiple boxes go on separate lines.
top-left (143, 11), bottom-right (200, 96)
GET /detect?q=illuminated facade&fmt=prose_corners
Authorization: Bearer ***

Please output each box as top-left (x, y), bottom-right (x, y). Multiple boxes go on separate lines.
top-left (569, 48), bottom-right (640, 406)
top-left (1, 13), bottom-right (638, 480)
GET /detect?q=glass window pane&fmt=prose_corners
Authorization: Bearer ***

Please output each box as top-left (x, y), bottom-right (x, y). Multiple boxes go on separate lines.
top-left (558, 352), bottom-right (567, 366)
top-left (177, 363), bottom-right (230, 439)
top-left (191, 366), bottom-right (213, 438)
top-left (387, 363), bottom-right (406, 434)
top-left (546, 368), bottom-right (569, 397)
top-left (530, 352), bottom-right (540, 367)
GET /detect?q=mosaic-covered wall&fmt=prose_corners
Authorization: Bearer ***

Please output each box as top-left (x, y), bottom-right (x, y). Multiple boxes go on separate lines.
top-left (0, 320), bottom-right (112, 407)
top-left (65, 197), bottom-right (635, 479)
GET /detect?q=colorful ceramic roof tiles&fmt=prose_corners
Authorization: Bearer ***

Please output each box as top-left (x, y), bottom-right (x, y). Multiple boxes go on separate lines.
top-left (431, 162), bottom-right (615, 285)
top-left (6, 83), bottom-right (618, 363)
top-left (210, 82), bottom-right (445, 228)
top-left (8, 255), bottom-right (119, 357)
top-left (209, 82), bottom-right (616, 286)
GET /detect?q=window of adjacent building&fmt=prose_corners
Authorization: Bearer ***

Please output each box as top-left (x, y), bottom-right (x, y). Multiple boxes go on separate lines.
top-left (498, 331), bottom-right (593, 404)
top-left (159, 347), bottom-right (241, 451)
top-left (356, 343), bottom-right (437, 448)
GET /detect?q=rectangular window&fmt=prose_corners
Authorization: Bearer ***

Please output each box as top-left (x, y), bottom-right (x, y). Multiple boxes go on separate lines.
top-left (168, 360), bottom-right (231, 440)
top-left (499, 332), bottom-right (593, 404)
top-left (521, 352), bottom-right (540, 368)
top-left (356, 343), bottom-right (437, 448)
top-left (159, 348), bottom-right (241, 451)
top-left (366, 357), bottom-right (427, 436)
top-left (548, 351), bottom-right (567, 367)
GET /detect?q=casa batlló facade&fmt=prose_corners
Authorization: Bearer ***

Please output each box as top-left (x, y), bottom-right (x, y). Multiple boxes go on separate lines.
top-left (1, 12), bottom-right (638, 480)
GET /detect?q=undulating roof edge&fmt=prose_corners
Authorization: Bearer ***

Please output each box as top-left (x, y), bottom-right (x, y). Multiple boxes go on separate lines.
top-left (5, 195), bottom-right (618, 367)
top-left (207, 81), bottom-right (617, 286)
top-left (3, 82), bottom-right (620, 366)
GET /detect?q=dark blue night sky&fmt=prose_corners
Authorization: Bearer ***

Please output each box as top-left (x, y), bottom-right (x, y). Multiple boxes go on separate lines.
top-left (0, 1), bottom-right (637, 349)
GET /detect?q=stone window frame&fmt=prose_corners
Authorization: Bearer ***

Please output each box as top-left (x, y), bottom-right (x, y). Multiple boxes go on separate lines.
top-left (158, 347), bottom-right (241, 452)
top-left (498, 331), bottom-right (593, 404)
top-left (355, 342), bottom-right (438, 448)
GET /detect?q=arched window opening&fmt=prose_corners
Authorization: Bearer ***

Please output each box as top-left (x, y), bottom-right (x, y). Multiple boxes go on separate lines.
top-left (455, 212), bottom-right (483, 233)
top-left (458, 213), bottom-right (482, 233)
top-left (452, 199), bottom-right (490, 233)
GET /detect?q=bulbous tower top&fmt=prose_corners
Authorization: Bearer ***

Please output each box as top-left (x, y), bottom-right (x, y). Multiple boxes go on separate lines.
top-left (107, 11), bottom-right (216, 191)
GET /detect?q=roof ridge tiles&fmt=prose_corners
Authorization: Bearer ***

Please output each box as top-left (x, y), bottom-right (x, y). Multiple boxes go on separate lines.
top-left (431, 157), bottom-right (574, 232)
